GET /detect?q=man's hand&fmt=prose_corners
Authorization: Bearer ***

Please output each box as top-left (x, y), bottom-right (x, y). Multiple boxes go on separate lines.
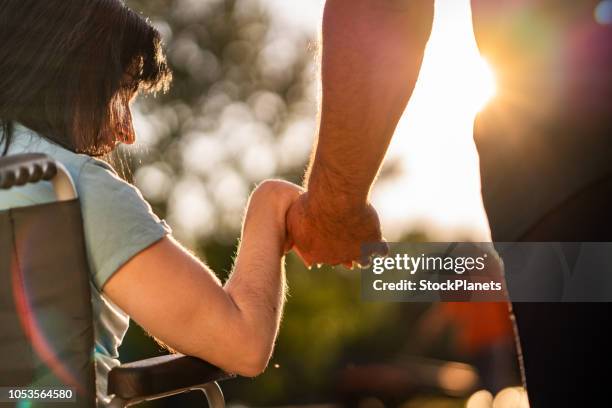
top-left (284, 0), bottom-right (432, 268)
top-left (286, 192), bottom-right (386, 267)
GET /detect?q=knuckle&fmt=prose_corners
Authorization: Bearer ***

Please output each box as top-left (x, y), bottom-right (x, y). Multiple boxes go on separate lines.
top-left (252, 180), bottom-right (284, 201)
top-left (256, 179), bottom-right (281, 192)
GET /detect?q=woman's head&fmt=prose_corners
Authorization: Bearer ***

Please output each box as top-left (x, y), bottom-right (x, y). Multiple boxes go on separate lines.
top-left (0, 0), bottom-right (172, 155)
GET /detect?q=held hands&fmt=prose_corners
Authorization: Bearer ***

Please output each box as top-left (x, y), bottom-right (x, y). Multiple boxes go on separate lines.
top-left (286, 192), bottom-right (387, 268)
top-left (245, 180), bottom-right (387, 268)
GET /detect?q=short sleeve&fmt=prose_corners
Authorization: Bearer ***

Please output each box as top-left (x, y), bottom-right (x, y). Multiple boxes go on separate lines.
top-left (77, 158), bottom-right (171, 291)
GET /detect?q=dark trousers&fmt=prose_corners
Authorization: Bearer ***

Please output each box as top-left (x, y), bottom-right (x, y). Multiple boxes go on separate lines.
top-left (509, 177), bottom-right (612, 407)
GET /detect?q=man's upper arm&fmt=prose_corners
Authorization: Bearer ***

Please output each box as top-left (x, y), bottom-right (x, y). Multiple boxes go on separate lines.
top-left (375, 0), bottom-right (434, 12)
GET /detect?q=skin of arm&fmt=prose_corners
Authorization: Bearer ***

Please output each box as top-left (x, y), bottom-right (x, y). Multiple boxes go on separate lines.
top-left (103, 180), bottom-right (302, 377)
top-left (287, 0), bottom-right (434, 266)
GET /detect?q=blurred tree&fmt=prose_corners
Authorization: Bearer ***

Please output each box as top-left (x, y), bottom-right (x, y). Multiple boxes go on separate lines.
top-left (125, 0), bottom-right (317, 246)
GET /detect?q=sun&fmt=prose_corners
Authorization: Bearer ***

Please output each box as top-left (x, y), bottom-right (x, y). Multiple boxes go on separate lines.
top-left (467, 57), bottom-right (497, 114)
top-left (410, 0), bottom-right (499, 117)
top-left (413, 36), bottom-right (498, 118)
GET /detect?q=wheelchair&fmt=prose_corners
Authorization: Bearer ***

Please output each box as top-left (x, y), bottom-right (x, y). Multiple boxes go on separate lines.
top-left (0, 154), bottom-right (233, 407)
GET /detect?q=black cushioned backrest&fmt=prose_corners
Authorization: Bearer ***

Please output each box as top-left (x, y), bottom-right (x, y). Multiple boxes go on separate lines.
top-left (0, 200), bottom-right (95, 407)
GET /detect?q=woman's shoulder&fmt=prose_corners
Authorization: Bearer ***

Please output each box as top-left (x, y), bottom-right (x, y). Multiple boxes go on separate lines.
top-left (78, 155), bottom-right (171, 290)
top-left (77, 156), bottom-right (147, 205)
top-left (77, 156), bottom-right (123, 188)
top-left (7, 124), bottom-right (129, 194)
top-left (0, 125), bottom-right (93, 209)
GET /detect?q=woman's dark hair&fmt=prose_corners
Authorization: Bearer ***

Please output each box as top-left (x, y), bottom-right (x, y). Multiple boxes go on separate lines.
top-left (0, 0), bottom-right (172, 156)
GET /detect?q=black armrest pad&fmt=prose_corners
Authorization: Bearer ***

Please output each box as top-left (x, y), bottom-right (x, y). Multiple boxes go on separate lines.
top-left (108, 354), bottom-right (235, 400)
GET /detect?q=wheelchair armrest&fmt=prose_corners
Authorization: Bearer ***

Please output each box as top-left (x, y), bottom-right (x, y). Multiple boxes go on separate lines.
top-left (0, 153), bottom-right (57, 189)
top-left (108, 354), bottom-right (235, 401)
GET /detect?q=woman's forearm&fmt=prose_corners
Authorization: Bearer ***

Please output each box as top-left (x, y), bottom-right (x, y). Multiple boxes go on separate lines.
top-left (222, 182), bottom-right (290, 374)
top-left (224, 238), bottom-right (286, 372)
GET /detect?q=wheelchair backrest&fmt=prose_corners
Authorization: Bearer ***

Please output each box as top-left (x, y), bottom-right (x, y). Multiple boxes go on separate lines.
top-left (0, 154), bottom-right (96, 406)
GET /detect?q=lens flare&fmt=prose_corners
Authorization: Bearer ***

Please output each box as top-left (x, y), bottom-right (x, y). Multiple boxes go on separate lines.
top-left (595, 1), bottom-right (612, 25)
top-left (469, 58), bottom-right (497, 113)
top-left (10, 222), bottom-right (86, 395)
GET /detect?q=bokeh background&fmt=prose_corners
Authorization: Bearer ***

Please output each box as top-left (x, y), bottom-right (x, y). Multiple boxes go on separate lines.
top-left (118, 0), bottom-right (520, 406)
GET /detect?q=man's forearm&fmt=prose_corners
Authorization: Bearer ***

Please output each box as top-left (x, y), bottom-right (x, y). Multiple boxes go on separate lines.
top-left (307, 0), bottom-right (434, 209)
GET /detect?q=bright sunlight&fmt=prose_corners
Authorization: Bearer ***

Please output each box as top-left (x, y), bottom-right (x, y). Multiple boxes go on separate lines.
top-left (372, 0), bottom-right (497, 241)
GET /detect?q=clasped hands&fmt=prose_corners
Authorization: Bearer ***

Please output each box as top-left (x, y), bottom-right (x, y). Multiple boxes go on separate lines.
top-left (261, 180), bottom-right (387, 268)
top-left (248, 179), bottom-right (387, 268)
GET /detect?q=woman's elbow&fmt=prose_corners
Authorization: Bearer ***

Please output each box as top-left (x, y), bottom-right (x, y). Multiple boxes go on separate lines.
top-left (188, 340), bottom-right (270, 377)
top-left (200, 328), bottom-right (274, 377)
top-left (232, 337), bottom-right (274, 377)
top-left (234, 355), bottom-right (270, 378)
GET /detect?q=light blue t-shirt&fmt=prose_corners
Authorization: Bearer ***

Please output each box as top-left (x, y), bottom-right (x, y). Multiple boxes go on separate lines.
top-left (0, 124), bottom-right (170, 406)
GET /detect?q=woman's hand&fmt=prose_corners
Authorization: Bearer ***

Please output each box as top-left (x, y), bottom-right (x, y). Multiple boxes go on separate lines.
top-left (243, 180), bottom-right (303, 254)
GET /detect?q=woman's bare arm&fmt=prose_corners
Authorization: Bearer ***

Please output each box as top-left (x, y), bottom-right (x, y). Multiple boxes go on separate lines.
top-left (103, 180), bottom-right (301, 377)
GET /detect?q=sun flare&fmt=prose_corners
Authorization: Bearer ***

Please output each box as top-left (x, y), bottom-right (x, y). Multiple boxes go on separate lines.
top-left (372, 0), bottom-right (497, 242)
top-left (468, 57), bottom-right (497, 114)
